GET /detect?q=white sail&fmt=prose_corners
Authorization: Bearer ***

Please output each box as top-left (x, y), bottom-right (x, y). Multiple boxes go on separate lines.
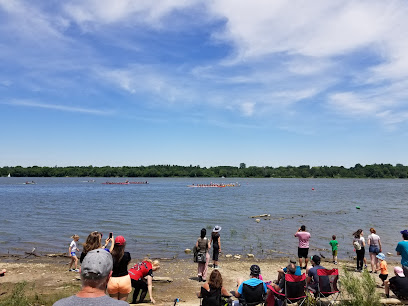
top-left (7, 173), bottom-right (11, 177)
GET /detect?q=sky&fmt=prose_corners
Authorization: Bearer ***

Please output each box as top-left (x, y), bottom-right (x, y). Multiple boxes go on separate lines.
top-left (1, 0), bottom-right (408, 168)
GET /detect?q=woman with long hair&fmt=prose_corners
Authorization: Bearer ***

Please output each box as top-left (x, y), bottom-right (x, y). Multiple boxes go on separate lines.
top-left (129, 259), bottom-right (161, 304)
top-left (107, 235), bottom-right (132, 301)
top-left (79, 231), bottom-right (114, 263)
top-left (196, 228), bottom-right (211, 282)
top-left (210, 226), bottom-right (222, 269)
top-left (197, 269), bottom-right (230, 306)
top-left (353, 229), bottom-right (366, 272)
top-left (367, 227), bottom-right (382, 273)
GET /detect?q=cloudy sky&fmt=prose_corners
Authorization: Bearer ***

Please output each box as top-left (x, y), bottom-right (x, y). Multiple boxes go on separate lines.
top-left (1, 0), bottom-right (408, 167)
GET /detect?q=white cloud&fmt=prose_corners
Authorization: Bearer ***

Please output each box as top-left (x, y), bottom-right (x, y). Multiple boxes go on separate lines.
top-left (328, 92), bottom-right (380, 115)
top-left (64, 0), bottom-right (201, 28)
top-left (240, 101), bottom-right (255, 116)
top-left (4, 100), bottom-right (113, 115)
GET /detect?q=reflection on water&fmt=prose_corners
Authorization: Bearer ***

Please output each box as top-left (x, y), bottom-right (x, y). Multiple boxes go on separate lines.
top-left (0, 177), bottom-right (407, 260)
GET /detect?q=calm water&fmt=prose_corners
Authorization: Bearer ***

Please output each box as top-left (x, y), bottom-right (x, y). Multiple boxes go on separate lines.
top-left (0, 177), bottom-right (407, 260)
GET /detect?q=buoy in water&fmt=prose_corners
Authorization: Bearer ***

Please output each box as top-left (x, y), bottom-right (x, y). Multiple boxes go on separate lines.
top-left (356, 206), bottom-right (360, 209)
top-left (312, 188), bottom-right (315, 190)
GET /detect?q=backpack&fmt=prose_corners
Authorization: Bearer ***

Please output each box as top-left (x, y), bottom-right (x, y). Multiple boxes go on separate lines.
top-left (353, 240), bottom-right (361, 251)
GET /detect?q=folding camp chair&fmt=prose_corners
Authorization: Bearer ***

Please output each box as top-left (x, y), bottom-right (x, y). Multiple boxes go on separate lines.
top-left (199, 287), bottom-right (232, 306)
top-left (238, 282), bottom-right (266, 306)
top-left (267, 273), bottom-right (307, 306)
top-left (316, 268), bottom-right (340, 305)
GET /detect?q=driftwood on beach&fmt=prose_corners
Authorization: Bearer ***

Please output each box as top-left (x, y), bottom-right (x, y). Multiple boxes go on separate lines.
top-left (152, 276), bottom-right (173, 283)
top-left (46, 253), bottom-right (70, 258)
top-left (24, 248), bottom-right (40, 258)
top-left (250, 214), bottom-right (270, 218)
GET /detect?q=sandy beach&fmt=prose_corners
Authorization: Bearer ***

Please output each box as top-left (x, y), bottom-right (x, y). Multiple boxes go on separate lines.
top-left (0, 252), bottom-right (402, 305)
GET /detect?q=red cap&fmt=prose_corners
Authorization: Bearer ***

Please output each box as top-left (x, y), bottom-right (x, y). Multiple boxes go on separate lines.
top-left (115, 235), bottom-right (126, 245)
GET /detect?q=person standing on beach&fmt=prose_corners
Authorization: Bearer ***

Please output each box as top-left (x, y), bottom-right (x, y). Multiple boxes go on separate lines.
top-left (367, 227), bottom-right (382, 273)
top-left (210, 225), bottom-right (222, 269)
top-left (396, 229), bottom-right (408, 276)
top-left (353, 229), bottom-right (366, 272)
top-left (68, 235), bottom-right (80, 272)
top-left (107, 236), bottom-right (132, 301)
top-left (196, 228), bottom-right (211, 282)
top-left (329, 235), bottom-right (338, 265)
top-left (294, 225), bottom-right (311, 269)
top-left (80, 231), bottom-right (114, 263)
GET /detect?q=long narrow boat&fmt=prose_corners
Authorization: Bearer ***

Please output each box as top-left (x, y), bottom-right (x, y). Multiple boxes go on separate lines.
top-left (187, 182), bottom-right (241, 188)
top-left (187, 184), bottom-right (225, 188)
top-left (102, 181), bottom-right (149, 185)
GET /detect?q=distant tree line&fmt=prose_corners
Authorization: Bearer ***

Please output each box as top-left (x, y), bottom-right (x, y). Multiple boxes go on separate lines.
top-left (1, 163), bottom-right (408, 178)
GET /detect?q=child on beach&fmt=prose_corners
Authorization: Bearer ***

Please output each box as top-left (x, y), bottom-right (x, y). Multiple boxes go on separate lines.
top-left (68, 235), bottom-right (80, 272)
top-left (329, 235), bottom-right (339, 264)
top-left (376, 253), bottom-right (388, 286)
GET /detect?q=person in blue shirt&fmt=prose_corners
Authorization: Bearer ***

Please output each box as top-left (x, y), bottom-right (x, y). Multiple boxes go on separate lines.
top-left (277, 257), bottom-right (302, 283)
top-left (396, 229), bottom-right (408, 276)
top-left (233, 265), bottom-right (267, 304)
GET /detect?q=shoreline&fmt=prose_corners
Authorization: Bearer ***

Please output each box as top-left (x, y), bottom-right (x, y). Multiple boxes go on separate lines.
top-left (0, 253), bottom-right (403, 305)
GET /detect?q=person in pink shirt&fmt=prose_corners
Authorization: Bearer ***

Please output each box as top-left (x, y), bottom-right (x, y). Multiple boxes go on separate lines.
top-left (294, 225), bottom-right (311, 269)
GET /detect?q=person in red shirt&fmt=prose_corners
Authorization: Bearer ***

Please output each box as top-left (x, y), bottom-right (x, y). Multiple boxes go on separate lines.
top-left (128, 259), bottom-right (160, 304)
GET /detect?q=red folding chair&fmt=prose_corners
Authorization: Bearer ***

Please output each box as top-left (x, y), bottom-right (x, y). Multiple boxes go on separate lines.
top-left (267, 273), bottom-right (307, 305)
top-left (316, 268), bottom-right (340, 305)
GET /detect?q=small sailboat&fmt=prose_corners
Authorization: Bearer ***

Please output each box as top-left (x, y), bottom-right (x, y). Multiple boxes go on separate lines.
top-left (7, 173), bottom-right (11, 177)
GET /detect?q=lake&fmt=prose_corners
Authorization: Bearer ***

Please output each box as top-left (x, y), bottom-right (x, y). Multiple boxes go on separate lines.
top-left (0, 177), bottom-right (407, 260)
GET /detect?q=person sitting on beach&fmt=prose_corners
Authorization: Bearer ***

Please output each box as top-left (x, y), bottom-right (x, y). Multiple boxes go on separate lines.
top-left (306, 255), bottom-right (325, 293)
top-left (53, 249), bottom-right (128, 306)
top-left (197, 269), bottom-right (230, 306)
top-left (277, 257), bottom-right (301, 283)
top-left (128, 259), bottom-right (160, 304)
top-left (80, 231), bottom-right (114, 263)
top-left (233, 265), bottom-right (267, 305)
top-left (266, 264), bottom-right (297, 306)
top-left (294, 225), bottom-right (311, 270)
top-left (385, 266), bottom-right (408, 300)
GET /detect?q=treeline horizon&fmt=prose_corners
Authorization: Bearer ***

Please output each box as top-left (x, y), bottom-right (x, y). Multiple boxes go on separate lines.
top-left (1, 163), bottom-right (408, 178)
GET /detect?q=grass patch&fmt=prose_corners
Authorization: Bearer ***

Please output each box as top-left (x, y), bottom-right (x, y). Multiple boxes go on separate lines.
top-left (339, 267), bottom-right (381, 306)
top-left (0, 281), bottom-right (80, 306)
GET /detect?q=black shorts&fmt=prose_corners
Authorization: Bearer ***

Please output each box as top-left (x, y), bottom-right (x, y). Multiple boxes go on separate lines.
top-left (298, 247), bottom-right (309, 258)
top-left (379, 274), bottom-right (388, 282)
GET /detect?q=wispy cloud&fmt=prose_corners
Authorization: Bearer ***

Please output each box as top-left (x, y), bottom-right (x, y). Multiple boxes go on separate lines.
top-left (4, 100), bottom-right (113, 115)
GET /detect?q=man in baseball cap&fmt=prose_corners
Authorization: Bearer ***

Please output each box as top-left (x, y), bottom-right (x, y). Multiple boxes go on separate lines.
top-left (53, 249), bottom-right (128, 305)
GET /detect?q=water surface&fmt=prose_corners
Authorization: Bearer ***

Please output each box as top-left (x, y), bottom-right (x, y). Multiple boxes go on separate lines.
top-left (0, 177), bottom-right (407, 260)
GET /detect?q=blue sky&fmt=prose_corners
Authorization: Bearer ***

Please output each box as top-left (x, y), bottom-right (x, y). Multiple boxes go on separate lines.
top-left (1, 0), bottom-right (408, 168)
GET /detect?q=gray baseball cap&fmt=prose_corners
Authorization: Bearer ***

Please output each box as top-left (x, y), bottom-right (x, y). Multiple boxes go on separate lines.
top-left (81, 249), bottom-right (113, 279)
